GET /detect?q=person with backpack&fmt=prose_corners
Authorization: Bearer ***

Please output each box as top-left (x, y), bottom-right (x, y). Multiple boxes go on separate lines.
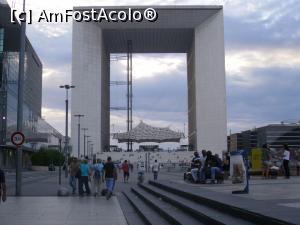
top-left (92, 159), bottom-right (104, 197)
top-left (79, 158), bottom-right (91, 196)
top-left (69, 158), bottom-right (79, 194)
top-left (122, 160), bottom-right (130, 183)
top-left (103, 156), bottom-right (117, 200)
top-left (0, 167), bottom-right (6, 203)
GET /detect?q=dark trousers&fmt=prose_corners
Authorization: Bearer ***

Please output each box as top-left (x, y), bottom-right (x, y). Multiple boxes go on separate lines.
top-left (153, 171), bottom-right (158, 180)
top-left (283, 160), bottom-right (290, 178)
top-left (79, 176), bottom-right (90, 195)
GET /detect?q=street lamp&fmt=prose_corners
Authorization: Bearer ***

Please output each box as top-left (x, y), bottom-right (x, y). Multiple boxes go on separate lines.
top-left (86, 136), bottom-right (91, 158)
top-left (74, 114), bottom-right (84, 158)
top-left (81, 128), bottom-right (88, 157)
top-left (87, 140), bottom-right (92, 158)
top-left (15, 0), bottom-right (26, 196)
top-left (59, 84), bottom-right (75, 178)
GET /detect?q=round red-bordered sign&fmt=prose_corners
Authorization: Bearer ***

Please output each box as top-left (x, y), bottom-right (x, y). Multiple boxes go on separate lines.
top-left (11, 131), bottom-right (25, 146)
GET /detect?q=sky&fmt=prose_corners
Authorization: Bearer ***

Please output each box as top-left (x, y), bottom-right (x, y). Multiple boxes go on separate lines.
top-left (5, 0), bottom-right (300, 147)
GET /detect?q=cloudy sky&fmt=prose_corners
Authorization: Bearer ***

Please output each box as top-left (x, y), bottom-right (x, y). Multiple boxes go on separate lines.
top-left (6, 0), bottom-right (300, 147)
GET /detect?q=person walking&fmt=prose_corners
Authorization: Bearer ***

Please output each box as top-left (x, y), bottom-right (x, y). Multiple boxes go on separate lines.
top-left (79, 158), bottom-right (91, 196)
top-left (0, 168), bottom-right (6, 203)
top-left (103, 156), bottom-right (117, 200)
top-left (261, 144), bottom-right (272, 179)
top-left (92, 159), bottom-right (104, 197)
top-left (137, 161), bottom-right (145, 184)
top-left (69, 158), bottom-right (79, 194)
top-left (283, 144), bottom-right (290, 179)
top-left (152, 160), bottom-right (160, 180)
top-left (122, 160), bottom-right (130, 183)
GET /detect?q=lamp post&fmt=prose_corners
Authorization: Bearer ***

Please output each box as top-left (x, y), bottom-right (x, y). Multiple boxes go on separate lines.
top-left (74, 114), bottom-right (84, 158)
top-left (86, 136), bottom-right (91, 158)
top-left (87, 140), bottom-right (92, 159)
top-left (81, 128), bottom-right (88, 157)
top-left (90, 143), bottom-right (94, 160)
top-left (15, 0), bottom-right (26, 196)
top-left (59, 84), bottom-right (75, 178)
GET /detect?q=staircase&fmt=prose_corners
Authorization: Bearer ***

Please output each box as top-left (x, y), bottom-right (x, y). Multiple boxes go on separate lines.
top-left (119, 180), bottom-right (295, 225)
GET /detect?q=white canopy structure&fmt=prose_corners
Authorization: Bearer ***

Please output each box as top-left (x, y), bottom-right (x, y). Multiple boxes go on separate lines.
top-left (113, 122), bottom-right (184, 143)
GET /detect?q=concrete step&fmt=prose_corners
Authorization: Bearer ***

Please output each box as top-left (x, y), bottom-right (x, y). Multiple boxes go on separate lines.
top-left (148, 180), bottom-right (295, 225)
top-left (131, 186), bottom-right (204, 225)
top-left (117, 192), bottom-right (148, 225)
top-left (139, 183), bottom-right (253, 225)
top-left (123, 190), bottom-right (171, 225)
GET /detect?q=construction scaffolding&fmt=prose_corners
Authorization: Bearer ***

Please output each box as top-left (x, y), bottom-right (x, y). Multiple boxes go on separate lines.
top-left (127, 40), bottom-right (133, 151)
top-left (110, 40), bottom-right (133, 151)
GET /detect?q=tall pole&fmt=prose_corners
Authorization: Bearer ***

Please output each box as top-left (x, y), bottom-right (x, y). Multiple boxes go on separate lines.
top-left (59, 85), bottom-right (75, 178)
top-left (58, 139), bottom-right (62, 185)
top-left (87, 141), bottom-right (91, 158)
top-left (129, 40), bottom-right (133, 152)
top-left (86, 136), bottom-right (90, 158)
top-left (74, 114), bottom-right (84, 158)
top-left (16, 0), bottom-right (26, 196)
top-left (127, 40), bottom-right (130, 152)
top-left (65, 94), bottom-right (68, 177)
top-left (127, 40), bottom-right (133, 151)
top-left (82, 128), bottom-right (88, 157)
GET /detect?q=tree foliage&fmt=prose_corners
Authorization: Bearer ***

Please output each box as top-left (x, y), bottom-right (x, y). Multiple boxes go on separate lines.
top-left (31, 148), bottom-right (64, 166)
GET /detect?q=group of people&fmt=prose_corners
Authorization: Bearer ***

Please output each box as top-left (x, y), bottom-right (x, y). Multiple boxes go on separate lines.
top-left (68, 156), bottom-right (118, 199)
top-left (190, 150), bottom-right (225, 184)
top-left (135, 159), bottom-right (160, 183)
top-left (261, 144), bottom-right (291, 179)
top-left (69, 157), bottom-right (160, 197)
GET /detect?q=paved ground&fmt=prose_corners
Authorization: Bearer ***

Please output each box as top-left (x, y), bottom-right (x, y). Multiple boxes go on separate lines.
top-left (0, 196), bottom-right (127, 225)
top-left (2, 169), bottom-right (300, 224)
top-left (157, 171), bottom-right (300, 224)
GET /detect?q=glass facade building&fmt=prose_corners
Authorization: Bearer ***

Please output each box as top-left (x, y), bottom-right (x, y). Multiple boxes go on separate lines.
top-left (0, 3), bottom-right (63, 168)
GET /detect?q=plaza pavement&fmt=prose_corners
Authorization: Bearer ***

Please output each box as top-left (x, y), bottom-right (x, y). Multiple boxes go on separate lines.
top-left (2, 169), bottom-right (300, 224)
top-left (0, 196), bottom-right (127, 225)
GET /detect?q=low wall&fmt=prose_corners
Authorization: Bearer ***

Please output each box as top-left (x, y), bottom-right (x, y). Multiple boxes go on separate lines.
top-left (96, 151), bottom-right (194, 164)
top-left (30, 166), bottom-right (59, 171)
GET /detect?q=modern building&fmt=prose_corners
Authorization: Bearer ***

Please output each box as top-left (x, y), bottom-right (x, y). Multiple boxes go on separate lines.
top-left (72, 6), bottom-right (227, 155)
top-left (228, 123), bottom-right (300, 151)
top-left (0, 2), bottom-right (63, 168)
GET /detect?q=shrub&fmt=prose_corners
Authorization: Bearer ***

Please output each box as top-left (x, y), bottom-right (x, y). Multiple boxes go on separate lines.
top-left (31, 148), bottom-right (65, 166)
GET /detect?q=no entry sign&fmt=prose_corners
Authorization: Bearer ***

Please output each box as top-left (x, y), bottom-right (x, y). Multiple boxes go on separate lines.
top-left (11, 131), bottom-right (25, 146)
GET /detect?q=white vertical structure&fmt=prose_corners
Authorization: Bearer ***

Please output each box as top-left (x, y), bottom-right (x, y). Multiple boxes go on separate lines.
top-left (72, 6), bottom-right (227, 155)
top-left (188, 10), bottom-right (227, 152)
top-left (72, 21), bottom-right (110, 155)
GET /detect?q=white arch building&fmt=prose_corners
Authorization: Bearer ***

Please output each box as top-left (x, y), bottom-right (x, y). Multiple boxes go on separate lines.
top-left (71, 6), bottom-right (227, 155)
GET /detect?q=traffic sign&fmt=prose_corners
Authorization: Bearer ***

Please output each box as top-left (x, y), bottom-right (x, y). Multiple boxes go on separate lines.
top-left (11, 131), bottom-right (25, 146)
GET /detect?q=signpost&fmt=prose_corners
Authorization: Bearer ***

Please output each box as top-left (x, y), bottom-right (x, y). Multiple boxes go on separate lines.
top-left (11, 131), bottom-right (25, 196)
top-left (11, 132), bottom-right (25, 147)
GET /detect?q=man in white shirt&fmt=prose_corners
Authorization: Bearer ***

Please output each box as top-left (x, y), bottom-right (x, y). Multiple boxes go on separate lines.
top-left (152, 160), bottom-right (160, 180)
top-left (137, 161), bottom-right (145, 183)
top-left (283, 144), bottom-right (290, 179)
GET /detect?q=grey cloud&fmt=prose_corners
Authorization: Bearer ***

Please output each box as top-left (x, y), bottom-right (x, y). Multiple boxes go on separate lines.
top-left (227, 66), bottom-right (300, 127)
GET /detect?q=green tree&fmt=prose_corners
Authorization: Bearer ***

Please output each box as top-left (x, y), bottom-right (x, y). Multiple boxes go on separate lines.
top-left (31, 148), bottom-right (64, 166)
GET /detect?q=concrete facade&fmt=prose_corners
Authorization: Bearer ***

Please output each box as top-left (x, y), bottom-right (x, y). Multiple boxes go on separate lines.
top-left (72, 6), bottom-right (227, 155)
